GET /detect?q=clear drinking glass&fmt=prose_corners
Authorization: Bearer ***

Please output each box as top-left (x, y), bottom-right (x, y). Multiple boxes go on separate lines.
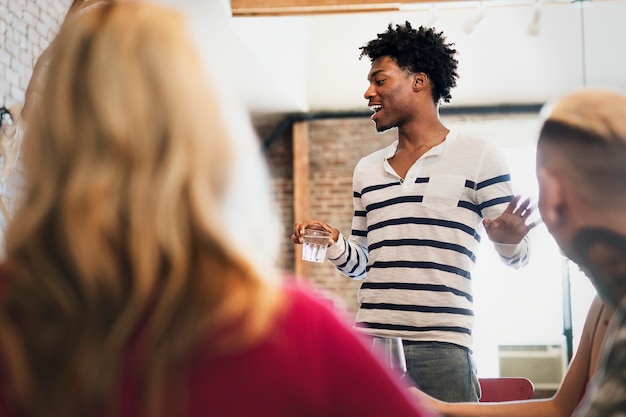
top-left (370, 336), bottom-right (408, 378)
top-left (301, 228), bottom-right (330, 263)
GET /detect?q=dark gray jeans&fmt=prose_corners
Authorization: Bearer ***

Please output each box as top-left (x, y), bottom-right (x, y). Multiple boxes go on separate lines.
top-left (403, 341), bottom-right (480, 402)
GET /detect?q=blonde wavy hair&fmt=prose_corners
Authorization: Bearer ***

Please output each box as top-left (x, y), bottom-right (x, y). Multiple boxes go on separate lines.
top-left (0, 2), bottom-right (282, 416)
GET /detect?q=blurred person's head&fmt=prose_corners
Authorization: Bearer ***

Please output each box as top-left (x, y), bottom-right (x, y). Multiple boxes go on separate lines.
top-left (536, 89), bottom-right (626, 307)
top-left (1, 2), bottom-right (282, 416)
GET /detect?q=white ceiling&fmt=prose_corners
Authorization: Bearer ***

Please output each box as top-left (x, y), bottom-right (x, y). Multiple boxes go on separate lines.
top-left (155, 0), bottom-right (626, 114)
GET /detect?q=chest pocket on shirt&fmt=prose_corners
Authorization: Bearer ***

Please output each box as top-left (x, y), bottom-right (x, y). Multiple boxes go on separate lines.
top-left (422, 174), bottom-right (466, 211)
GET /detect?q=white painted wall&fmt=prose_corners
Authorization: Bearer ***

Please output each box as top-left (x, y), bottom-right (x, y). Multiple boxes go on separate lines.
top-left (220, 0), bottom-right (626, 113)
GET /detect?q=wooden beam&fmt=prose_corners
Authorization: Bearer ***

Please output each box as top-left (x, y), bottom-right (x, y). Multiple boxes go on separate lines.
top-left (292, 120), bottom-right (310, 280)
top-left (231, 0), bottom-right (454, 16)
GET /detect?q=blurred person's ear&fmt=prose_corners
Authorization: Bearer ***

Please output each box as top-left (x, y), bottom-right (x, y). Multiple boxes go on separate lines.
top-left (536, 167), bottom-right (563, 231)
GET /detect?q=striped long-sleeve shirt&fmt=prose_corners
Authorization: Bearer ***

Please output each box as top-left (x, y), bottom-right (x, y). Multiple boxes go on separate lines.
top-left (325, 130), bottom-right (530, 350)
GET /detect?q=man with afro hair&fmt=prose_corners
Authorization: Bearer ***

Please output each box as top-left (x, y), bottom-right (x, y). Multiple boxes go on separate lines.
top-left (293, 22), bottom-right (536, 402)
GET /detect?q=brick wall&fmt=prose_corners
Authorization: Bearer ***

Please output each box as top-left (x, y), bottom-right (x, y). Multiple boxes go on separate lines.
top-left (261, 114), bottom-right (398, 318)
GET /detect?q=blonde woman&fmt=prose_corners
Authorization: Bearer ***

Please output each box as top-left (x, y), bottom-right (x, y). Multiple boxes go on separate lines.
top-left (0, 3), bottom-right (437, 417)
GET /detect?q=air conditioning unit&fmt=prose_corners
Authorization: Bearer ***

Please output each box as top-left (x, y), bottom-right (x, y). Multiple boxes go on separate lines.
top-left (498, 344), bottom-right (566, 391)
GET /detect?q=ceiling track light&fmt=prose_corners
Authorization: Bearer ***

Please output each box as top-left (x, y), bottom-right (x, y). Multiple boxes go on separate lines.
top-left (462, 1), bottom-right (486, 35)
top-left (527, 1), bottom-right (542, 36)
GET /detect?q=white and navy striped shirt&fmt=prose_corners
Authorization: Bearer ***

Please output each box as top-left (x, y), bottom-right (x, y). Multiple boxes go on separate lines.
top-left (325, 130), bottom-right (530, 350)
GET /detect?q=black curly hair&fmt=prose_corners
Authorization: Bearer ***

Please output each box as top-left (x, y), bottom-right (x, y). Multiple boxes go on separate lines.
top-left (359, 21), bottom-right (459, 104)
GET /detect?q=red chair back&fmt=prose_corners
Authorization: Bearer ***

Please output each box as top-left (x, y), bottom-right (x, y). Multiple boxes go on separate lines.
top-left (478, 377), bottom-right (534, 402)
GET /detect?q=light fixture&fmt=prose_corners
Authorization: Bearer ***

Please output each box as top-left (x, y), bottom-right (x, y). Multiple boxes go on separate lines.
top-left (527, 1), bottom-right (542, 36)
top-left (462, 2), bottom-right (485, 35)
